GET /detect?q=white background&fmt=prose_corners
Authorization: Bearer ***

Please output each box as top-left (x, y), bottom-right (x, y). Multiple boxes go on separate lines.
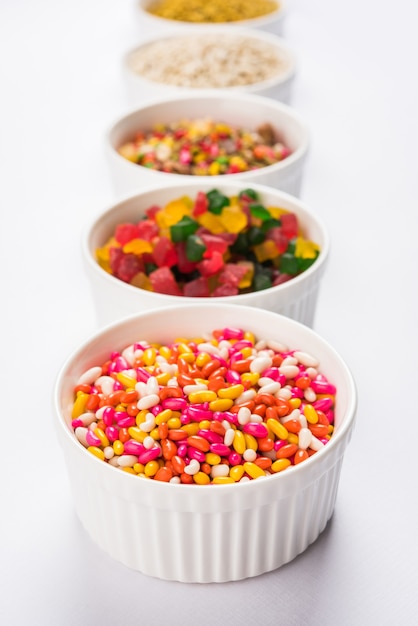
top-left (1, 0), bottom-right (417, 624)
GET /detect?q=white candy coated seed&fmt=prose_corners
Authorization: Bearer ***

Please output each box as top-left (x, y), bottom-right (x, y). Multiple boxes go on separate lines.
top-left (135, 381), bottom-right (148, 396)
top-left (234, 389), bottom-right (256, 405)
top-left (146, 376), bottom-right (159, 395)
top-left (280, 356), bottom-right (298, 366)
top-left (277, 387), bottom-right (292, 400)
top-left (77, 366), bottom-right (103, 386)
top-left (281, 408), bottom-right (301, 423)
top-left (309, 436), bottom-right (325, 451)
top-left (267, 339), bottom-right (288, 352)
top-left (258, 376), bottom-right (275, 386)
top-left (254, 339), bottom-right (267, 350)
top-left (211, 464), bottom-right (230, 478)
top-left (184, 459), bottom-right (200, 475)
top-left (304, 387), bottom-right (317, 403)
top-left (139, 414), bottom-right (156, 432)
top-left (279, 365), bottom-right (300, 379)
top-left (250, 355), bottom-right (273, 373)
top-left (121, 345), bottom-right (136, 366)
top-left (222, 420), bottom-right (231, 432)
top-left (143, 436), bottom-right (155, 449)
top-left (238, 407), bottom-right (251, 425)
top-left (197, 342), bottom-right (220, 355)
top-left (108, 457), bottom-right (119, 467)
top-left (299, 414), bottom-right (308, 429)
top-left (243, 449), bottom-right (257, 462)
top-left (183, 384), bottom-right (207, 395)
top-left (224, 428), bottom-right (235, 447)
top-left (94, 375), bottom-right (115, 396)
top-left (116, 455), bottom-right (138, 467)
top-left (293, 350), bottom-right (319, 368)
top-left (104, 446), bottom-right (114, 459)
top-left (249, 413), bottom-right (263, 423)
top-left (170, 476), bottom-right (181, 484)
top-left (167, 378), bottom-right (179, 387)
top-left (298, 428), bottom-right (313, 450)
top-left (78, 412), bottom-right (97, 426)
top-left (305, 367), bottom-right (318, 379)
top-left (75, 427), bottom-right (88, 447)
top-left (258, 381), bottom-right (281, 395)
top-left (137, 394), bottom-right (160, 410)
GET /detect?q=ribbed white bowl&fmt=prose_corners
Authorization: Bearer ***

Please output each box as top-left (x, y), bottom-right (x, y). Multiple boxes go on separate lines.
top-left (105, 92), bottom-right (309, 198)
top-left (54, 304), bottom-right (357, 583)
top-left (122, 27), bottom-right (297, 106)
top-left (82, 181), bottom-right (329, 328)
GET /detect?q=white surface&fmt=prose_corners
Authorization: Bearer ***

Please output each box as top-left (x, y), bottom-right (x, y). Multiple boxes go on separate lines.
top-left (1, 0), bottom-right (417, 623)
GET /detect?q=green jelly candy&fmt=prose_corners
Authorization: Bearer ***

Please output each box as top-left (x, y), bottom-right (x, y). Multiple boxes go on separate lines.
top-left (170, 215), bottom-right (199, 242)
top-left (206, 189), bottom-right (230, 214)
top-left (279, 253), bottom-right (299, 275)
top-left (186, 234), bottom-right (206, 262)
top-left (249, 203), bottom-right (272, 221)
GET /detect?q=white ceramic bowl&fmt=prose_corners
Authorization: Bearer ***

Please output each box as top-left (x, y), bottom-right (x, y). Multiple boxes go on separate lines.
top-left (135, 0), bottom-right (287, 36)
top-left (123, 27), bottom-right (297, 105)
top-left (105, 92), bottom-right (309, 197)
top-left (82, 181), bottom-right (329, 328)
top-left (54, 303), bottom-right (357, 583)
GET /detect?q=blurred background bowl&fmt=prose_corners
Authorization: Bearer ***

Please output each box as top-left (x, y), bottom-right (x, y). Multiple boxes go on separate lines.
top-left (122, 26), bottom-right (297, 106)
top-left (54, 303), bottom-right (357, 583)
top-left (135, 0), bottom-right (287, 36)
top-left (105, 92), bottom-right (309, 197)
top-left (82, 181), bottom-right (329, 328)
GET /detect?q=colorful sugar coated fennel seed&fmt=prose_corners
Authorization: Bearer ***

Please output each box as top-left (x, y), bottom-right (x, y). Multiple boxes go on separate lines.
top-left (117, 118), bottom-right (291, 175)
top-left (95, 188), bottom-right (320, 297)
top-left (71, 327), bottom-right (336, 484)
top-left (145, 0), bottom-right (280, 23)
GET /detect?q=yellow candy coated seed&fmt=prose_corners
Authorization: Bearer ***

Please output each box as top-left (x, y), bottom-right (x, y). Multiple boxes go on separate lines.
top-left (209, 398), bottom-right (233, 411)
top-left (156, 372), bottom-right (171, 385)
top-left (179, 352), bottom-right (195, 363)
top-left (159, 346), bottom-right (171, 360)
top-left (128, 426), bottom-right (147, 442)
top-left (271, 458), bottom-right (291, 473)
top-left (193, 471), bottom-right (211, 485)
top-left (182, 423), bottom-right (200, 436)
top-left (218, 384), bottom-right (244, 399)
top-left (94, 427), bottom-right (109, 448)
top-left (266, 418), bottom-right (289, 440)
top-left (71, 392), bottom-right (89, 419)
top-left (230, 465), bottom-right (245, 482)
top-left (206, 452), bottom-right (221, 465)
top-left (233, 430), bottom-right (246, 454)
top-left (116, 372), bottom-right (137, 388)
top-left (144, 460), bottom-right (160, 477)
top-left (167, 417), bottom-right (182, 429)
top-left (199, 419), bottom-right (212, 430)
top-left (212, 476), bottom-right (235, 484)
top-left (243, 331), bottom-right (256, 344)
top-left (87, 446), bottom-right (105, 461)
top-left (188, 390), bottom-right (217, 403)
top-left (240, 347), bottom-right (253, 359)
top-left (287, 433), bottom-right (299, 445)
top-left (113, 440), bottom-right (124, 455)
top-left (196, 352), bottom-right (211, 368)
top-left (243, 462), bottom-right (265, 479)
top-left (143, 348), bottom-right (156, 366)
top-left (304, 404), bottom-right (319, 424)
top-left (244, 433), bottom-right (257, 451)
top-left (241, 372), bottom-right (260, 386)
top-left (133, 463), bottom-right (145, 474)
top-left (122, 467), bottom-right (136, 475)
top-left (289, 398), bottom-right (302, 409)
top-left (149, 428), bottom-right (160, 440)
top-left (155, 409), bottom-right (173, 425)
top-left (135, 410), bottom-right (149, 426)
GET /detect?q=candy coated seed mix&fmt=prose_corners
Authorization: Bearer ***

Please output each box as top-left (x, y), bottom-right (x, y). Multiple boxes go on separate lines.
top-left (146, 0), bottom-right (279, 23)
top-left (127, 34), bottom-right (290, 88)
top-left (71, 327), bottom-right (336, 484)
top-left (117, 118), bottom-right (291, 175)
top-left (95, 188), bottom-right (320, 297)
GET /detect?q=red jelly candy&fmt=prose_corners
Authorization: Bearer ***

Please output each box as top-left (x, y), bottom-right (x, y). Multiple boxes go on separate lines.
top-left (197, 251), bottom-right (224, 277)
top-left (280, 213), bottom-right (298, 239)
top-left (115, 223), bottom-right (140, 245)
top-left (152, 237), bottom-right (178, 268)
top-left (117, 254), bottom-right (144, 283)
top-left (183, 277), bottom-right (210, 297)
top-left (149, 267), bottom-right (182, 296)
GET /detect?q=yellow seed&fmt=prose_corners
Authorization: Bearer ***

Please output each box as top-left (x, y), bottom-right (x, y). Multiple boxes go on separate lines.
top-left (72, 392), bottom-right (89, 419)
top-left (243, 462), bottom-right (265, 479)
top-left (156, 372), bottom-right (171, 385)
top-left (209, 398), bottom-right (234, 411)
top-left (271, 458), bottom-right (291, 473)
top-left (155, 409), bottom-right (173, 425)
top-left (167, 417), bottom-right (182, 429)
top-left (218, 384), bottom-right (245, 399)
top-left (230, 465), bottom-right (245, 482)
top-left (232, 430), bottom-right (246, 455)
top-left (87, 446), bottom-right (105, 461)
top-left (144, 460), bottom-right (160, 477)
top-left (122, 467), bottom-right (136, 475)
top-left (193, 471), bottom-right (211, 485)
top-left (289, 398), bottom-right (302, 409)
top-left (182, 423), bottom-right (200, 436)
top-left (196, 352), bottom-right (211, 368)
top-left (113, 440), bottom-right (124, 455)
top-left (206, 452), bottom-right (221, 465)
top-left (244, 433), bottom-right (258, 451)
top-left (188, 390), bottom-right (217, 403)
top-left (94, 427), bottom-right (109, 448)
top-left (241, 372), bottom-right (260, 386)
top-left (143, 347), bottom-right (156, 366)
top-left (116, 372), bottom-right (137, 388)
top-left (128, 426), bottom-right (147, 442)
top-left (266, 418), bottom-right (289, 440)
top-left (212, 476), bottom-right (235, 484)
top-left (304, 404), bottom-right (319, 424)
